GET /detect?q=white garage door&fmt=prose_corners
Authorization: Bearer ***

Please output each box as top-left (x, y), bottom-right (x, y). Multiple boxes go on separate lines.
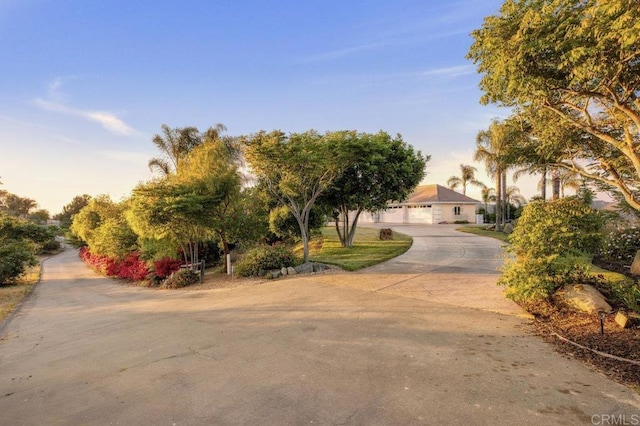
top-left (381, 206), bottom-right (404, 223)
top-left (407, 205), bottom-right (432, 223)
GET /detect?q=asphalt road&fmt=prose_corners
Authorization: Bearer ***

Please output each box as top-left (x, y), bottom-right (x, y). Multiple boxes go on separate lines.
top-left (0, 227), bottom-right (638, 425)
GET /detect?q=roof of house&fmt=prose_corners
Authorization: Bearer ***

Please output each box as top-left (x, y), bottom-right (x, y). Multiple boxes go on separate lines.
top-left (400, 184), bottom-right (480, 204)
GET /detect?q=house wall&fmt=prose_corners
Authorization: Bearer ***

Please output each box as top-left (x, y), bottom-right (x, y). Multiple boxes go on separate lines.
top-left (438, 204), bottom-right (477, 223)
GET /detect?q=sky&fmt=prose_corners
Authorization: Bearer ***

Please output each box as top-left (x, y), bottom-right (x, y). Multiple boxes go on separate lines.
top-left (0, 0), bottom-right (543, 215)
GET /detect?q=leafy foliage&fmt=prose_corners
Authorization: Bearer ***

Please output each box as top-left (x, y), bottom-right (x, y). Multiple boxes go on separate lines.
top-left (54, 194), bottom-right (91, 229)
top-left (468, 0), bottom-right (640, 211)
top-left (320, 131), bottom-right (427, 247)
top-left (79, 248), bottom-right (149, 281)
top-left (0, 239), bottom-right (37, 285)
top-left (162, 268), bottom-right (199, 289)
top-left (235, 244), bottom-right (297, 277)
top-left (269, 205), bottom-right (325, 241)
top-left (597, 227), bottom-right (640, 265)
top-left (499, 198), bottom-right (603, 302)
top-left (153, 257), bottom-right (183, 279)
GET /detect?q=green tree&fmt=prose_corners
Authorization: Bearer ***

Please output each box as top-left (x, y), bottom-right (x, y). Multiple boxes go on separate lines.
top-left (447, 164), bottom-right (482, 195)
top-left (149, 123), bottom-right (227, 176)
top-left (468, 0), bottom-right (640, 211)
top-left (320, 131), bottom-right (427, 248)
top-left (29, 209), bottom-right (50, 224)
top-left (244, 130), bottom-right (346, 262)
top-left (54, 194), bottom-right (92, 229)
top-left (474, 119), bottom-right (517, 231)
top-left (71, 196), bottom-right (137, 259)
top-left (0, 193), bottom-right (37, 218)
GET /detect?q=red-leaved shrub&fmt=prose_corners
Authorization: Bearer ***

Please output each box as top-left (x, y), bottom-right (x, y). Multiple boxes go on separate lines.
top-left (79, 248), bottom-right (149, 281)
top-left (153, 257), bottom-right (182, 279)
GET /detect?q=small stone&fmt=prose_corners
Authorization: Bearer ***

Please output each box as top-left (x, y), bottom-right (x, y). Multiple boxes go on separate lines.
top-left (271, 270), bottom-right (281, 279)
top-left (615, 311), bottom-right (630, 328)
top-left (503, 223), bottom-right (514, 234)
top-left (281, 267), bottom-right (288, 276)
top-left (287, 267), bottom-right (297, 275)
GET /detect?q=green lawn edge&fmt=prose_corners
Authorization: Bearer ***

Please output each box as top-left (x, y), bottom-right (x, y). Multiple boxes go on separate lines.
top-left (306, 226), bottom-right (412, 271)
top-left (456, 225), bottom-right (510, 242)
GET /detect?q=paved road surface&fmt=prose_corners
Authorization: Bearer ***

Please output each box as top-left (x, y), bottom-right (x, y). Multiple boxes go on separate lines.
top-left (0, 227), bottom-right (638, 425)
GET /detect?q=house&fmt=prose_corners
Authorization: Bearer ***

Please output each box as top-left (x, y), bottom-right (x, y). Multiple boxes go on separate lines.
top-left (357, 184), bottom-right (482, 225)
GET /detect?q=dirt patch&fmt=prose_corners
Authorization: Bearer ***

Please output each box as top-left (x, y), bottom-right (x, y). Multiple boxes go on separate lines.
top-left (524, 300), bottom-right (640, 391)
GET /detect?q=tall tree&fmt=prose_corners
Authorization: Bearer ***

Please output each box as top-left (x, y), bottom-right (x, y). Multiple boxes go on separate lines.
top-left (148, 123), bottom-right (228, 176)
top-left (54, 194), bottom-right (92, 229)
top-left (0, 193), bottom-right (37, 218)
top-left (447, 164), bottom-right (482, 195)
top-left (321, 131), bottom-right (427, 248)
top-left (474, 119), bottom-right (517, 231)
top-left (244, 130), bottom-right (345, 262)
top-left (468, 0), bottom-right (640, 211)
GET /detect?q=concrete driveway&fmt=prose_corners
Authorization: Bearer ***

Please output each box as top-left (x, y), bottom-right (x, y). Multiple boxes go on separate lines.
top-left (1, 231), bottom-right (639, 425)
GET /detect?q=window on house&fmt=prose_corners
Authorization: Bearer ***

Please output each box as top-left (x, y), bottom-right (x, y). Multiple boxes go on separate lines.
top-left (453, 206), bottom-right (461, 216)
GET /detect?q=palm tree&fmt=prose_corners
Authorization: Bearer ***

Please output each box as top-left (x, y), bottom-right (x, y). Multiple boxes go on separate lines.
top-left (504, 186), bottom-right (526, 219)
top-left (148, 123), bottom-right (228, 176)
top-left (480, 185), bottom-right (495, 223)
top-left (447, 164), bottom-right (483, 195)
top-left (474, 119), bottom-right (516, 231)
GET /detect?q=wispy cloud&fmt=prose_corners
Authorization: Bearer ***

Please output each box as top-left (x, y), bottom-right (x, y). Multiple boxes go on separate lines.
top-left (301, 42), bottom-right (386, 63)
top-left (418, 64), bottom-right (475, 78)
top-left (34, 98), bottom-right (136, 136)
top-left (34, 77), bottom-right (137, 136)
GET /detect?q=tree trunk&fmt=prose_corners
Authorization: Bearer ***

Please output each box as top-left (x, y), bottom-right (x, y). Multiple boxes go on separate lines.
top-left (551, 169), bottom-right (560, 200)
top-left (501, 170), bottom-right (507, 224)
top-left (345, 209), bottom-right (362, 248)
top-left (540, 166), bottom-right (547, 201)
top-left (495, 171), bottom-right (502, 232)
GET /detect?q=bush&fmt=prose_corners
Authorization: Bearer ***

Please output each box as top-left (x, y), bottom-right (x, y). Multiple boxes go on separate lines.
top-left (597, 227), bottom-right (640, 265)
top-left (162, 268), bottom-right (199, 289)
top-left (79, 248), bottom-right (149, 281)
top-left (235, 244), bottom-right (297, 277)
top-left (153, 257), bottom-right (183, 279)
top-left (499, 198), bottom-right (603, 302)
top-left (0, 240), bottom-right (38, 285)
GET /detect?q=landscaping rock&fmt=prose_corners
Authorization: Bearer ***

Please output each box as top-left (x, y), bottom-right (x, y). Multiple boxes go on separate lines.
top-left (615, 311), bottom-right (630, 328)
top-left (313, 263), bottom-right (329, 273)
top-left (552, 284), bottom-right (612, 314)
top-left (287, 267), bottom-right (297, 275)
top-left (270, 270), bottom-right (281, 279)
top-left (281, 267), bottom-right (288, 276)
top-left (503, 223), bottom-right (514, 234)
top-left (379, 228), bottom-right (394, 240)
top-left (630, 250), bottom-right (640, 275)
top-left (294, 262), bottom-right (314, 274)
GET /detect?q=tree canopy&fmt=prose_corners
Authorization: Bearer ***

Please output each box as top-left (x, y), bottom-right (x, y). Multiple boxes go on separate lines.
top-left (468, 0), bottom-right (640, 210)
top-left (320, 131), bottom-right (427, 247)
top-left (243, 130), bottom-right (346, 261)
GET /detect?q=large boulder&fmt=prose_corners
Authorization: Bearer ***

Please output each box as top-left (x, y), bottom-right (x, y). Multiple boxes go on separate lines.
top-left (294, 262), bottom-right (314, 274)
top-left (503, 223), bottom-right (514, 234)
top-left (553, 284), bottom-right (612, 314)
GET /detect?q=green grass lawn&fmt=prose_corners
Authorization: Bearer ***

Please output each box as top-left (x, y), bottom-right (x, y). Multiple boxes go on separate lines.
top-left (307, 226), bottom-right (412, 271)
top-left (456, 225), bottom-right (510, 242)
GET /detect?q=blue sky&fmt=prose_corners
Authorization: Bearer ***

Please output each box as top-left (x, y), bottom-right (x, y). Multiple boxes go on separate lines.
top-left (0, 0), bottom-right (533, 214)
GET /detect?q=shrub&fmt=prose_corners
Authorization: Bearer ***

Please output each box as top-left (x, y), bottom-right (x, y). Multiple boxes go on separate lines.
top-left (162, 268), bottom-right (199, 289)
top-left (0, 240), bottom-right (38, 285)
top-left (79, 248), bottom-right (149, 281)
top-left (597, 227), bottom-right (640, 265)
top-left (235, 244), bottom-right (297, 277)
top-left (153, 257), bottom-right (183, 279)
top-left (499, 198), bottom-right (603, 302)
